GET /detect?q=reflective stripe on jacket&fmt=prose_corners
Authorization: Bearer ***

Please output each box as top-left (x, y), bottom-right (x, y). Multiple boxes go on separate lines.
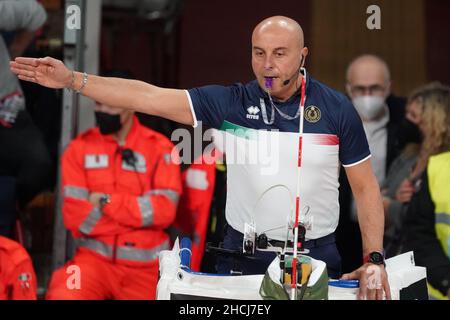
top-left (427, 151), bottom-right (450, 300)
top-left (62, 116), bottom-right (182, 266)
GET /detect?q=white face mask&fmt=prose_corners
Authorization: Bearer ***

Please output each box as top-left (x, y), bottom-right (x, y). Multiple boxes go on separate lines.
top-left (352, 96), bottom-right (386, 121)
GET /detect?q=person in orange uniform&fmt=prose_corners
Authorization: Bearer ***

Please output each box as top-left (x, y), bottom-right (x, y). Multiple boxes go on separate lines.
top-left (46, 72), bottom-right (182, 300)
top-left (0, 236), bottom-right (37, 300)
top-left (170, 151), bottom-right (219, 272)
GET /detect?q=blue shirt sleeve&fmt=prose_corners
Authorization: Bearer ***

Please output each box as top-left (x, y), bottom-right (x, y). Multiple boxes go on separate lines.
top-left (187, 84), bottom-right (241, 129)
top-left (338, 97), bottom-right (371, 166)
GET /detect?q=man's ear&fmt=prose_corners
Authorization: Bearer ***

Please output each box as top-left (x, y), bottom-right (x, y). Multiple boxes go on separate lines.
top-left (301, 47), bottom-right (309, 67)
top-left (346, 83), bottom-right (353, 98)
top-left (385, 81), bottom-right (392, 98)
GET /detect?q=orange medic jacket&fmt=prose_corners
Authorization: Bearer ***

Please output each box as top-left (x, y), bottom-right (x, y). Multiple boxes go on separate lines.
top-left (0, 236), bottom-right (37, 300)
top-left (62, 116), bottom-right (182, 267)
top-left (171, 150), bottom-right (221, 271)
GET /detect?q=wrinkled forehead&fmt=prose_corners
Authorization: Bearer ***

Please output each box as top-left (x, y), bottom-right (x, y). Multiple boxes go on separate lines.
top-left (252, 31), bottom-right (302, 52)
top-left (252, 33), bottom-right (291, 51)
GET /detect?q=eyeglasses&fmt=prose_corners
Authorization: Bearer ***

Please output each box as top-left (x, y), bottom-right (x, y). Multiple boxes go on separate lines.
top-left (349, 84), bottom-right (386, 97)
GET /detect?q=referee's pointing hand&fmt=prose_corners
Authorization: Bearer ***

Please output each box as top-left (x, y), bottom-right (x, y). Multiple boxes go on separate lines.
top-left (10, 57), bottom-right (71, 89)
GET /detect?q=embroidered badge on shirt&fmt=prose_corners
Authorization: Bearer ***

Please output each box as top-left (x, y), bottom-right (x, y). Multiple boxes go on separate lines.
top-left (305, 105), bottom-right (321, 123)
top-left (186, 169), bottom-right (209, 190)
top-left (85, 154), bottom-right (109, 169)
top-left (18, 272), bottom-right (32, 289)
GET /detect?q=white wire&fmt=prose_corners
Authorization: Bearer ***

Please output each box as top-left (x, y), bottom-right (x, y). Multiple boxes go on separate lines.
top-left (250, 184), bottom-right (295, 235)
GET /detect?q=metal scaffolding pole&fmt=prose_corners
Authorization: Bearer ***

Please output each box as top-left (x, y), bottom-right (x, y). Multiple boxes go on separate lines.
top-left (51, 0), bottom-right (86, 271)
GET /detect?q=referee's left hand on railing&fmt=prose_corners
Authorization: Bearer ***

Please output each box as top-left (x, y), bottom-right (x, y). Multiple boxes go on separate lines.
top-left (341, 263), bottom-right (392, 300)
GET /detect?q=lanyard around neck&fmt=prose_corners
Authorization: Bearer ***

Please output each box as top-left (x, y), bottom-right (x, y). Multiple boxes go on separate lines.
top-left (261, 68), bottom-right (307, 125)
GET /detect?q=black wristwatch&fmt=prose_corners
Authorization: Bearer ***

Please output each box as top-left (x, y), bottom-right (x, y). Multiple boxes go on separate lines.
top-left (364, 251), bottom-right (385, 266)
top-left (100, 194), bottom-right (111, 208)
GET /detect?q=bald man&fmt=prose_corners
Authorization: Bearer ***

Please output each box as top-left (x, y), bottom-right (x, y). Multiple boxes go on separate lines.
top-left (338, 55), bottom-right (409, 274)
top-left (11, 16), bottom-right (391, 300)
top-left (346, 54), bottom-right (406, 185)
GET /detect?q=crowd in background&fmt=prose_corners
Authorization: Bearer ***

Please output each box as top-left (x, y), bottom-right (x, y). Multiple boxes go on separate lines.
top-left (0, 1), bottom-right (449, 300)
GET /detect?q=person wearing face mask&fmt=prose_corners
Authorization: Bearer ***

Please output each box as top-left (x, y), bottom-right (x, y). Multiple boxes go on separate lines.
top-left (346, 54), bottom-right (409, 193)
top-left (45, 70), bottom-right (182, 300)
top-left (11, 16), bottom-right (393, 300)
top-left (383, 83), bottom-right (450, 259)
top-left (402, 83), bottom-right (450, 300)
top-left (337, 55), bottom-right (413, 274)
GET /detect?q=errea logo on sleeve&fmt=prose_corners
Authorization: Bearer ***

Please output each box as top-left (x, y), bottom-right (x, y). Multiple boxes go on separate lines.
top-left (246, 106), bottom-right (260, 120)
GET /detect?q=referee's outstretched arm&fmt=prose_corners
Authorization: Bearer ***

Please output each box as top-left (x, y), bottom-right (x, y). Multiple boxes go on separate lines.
top-left (10, 56), bottom-right (194, 125)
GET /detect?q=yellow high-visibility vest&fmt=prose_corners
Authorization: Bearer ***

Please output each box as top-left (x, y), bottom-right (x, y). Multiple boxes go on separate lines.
top-left (427, 151), bottom-right (450, 300)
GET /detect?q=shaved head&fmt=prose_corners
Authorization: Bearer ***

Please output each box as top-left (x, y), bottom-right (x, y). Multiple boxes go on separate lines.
top-left (251, 16), bottom-right (308, 101)
top-left (252, 16), bottom-right (304, 49)
top-left (346, 54), bottom-right (391, 84)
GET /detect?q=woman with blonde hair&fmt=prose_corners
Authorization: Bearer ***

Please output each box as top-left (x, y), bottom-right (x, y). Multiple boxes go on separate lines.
top-left (382, 82), bottom-right (450, 257)
top-left (402, 83), bottom-right (450, 300)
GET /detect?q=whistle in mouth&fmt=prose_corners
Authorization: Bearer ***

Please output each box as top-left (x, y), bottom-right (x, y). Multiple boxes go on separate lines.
top-left (264, 77), bottom-right (273, 89)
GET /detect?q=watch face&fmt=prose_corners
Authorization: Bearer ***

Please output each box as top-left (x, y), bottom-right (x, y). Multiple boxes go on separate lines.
top-left (369, 252), bottom-right (384, 264)
top-left (100, 195), bottom-right (110, 206)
